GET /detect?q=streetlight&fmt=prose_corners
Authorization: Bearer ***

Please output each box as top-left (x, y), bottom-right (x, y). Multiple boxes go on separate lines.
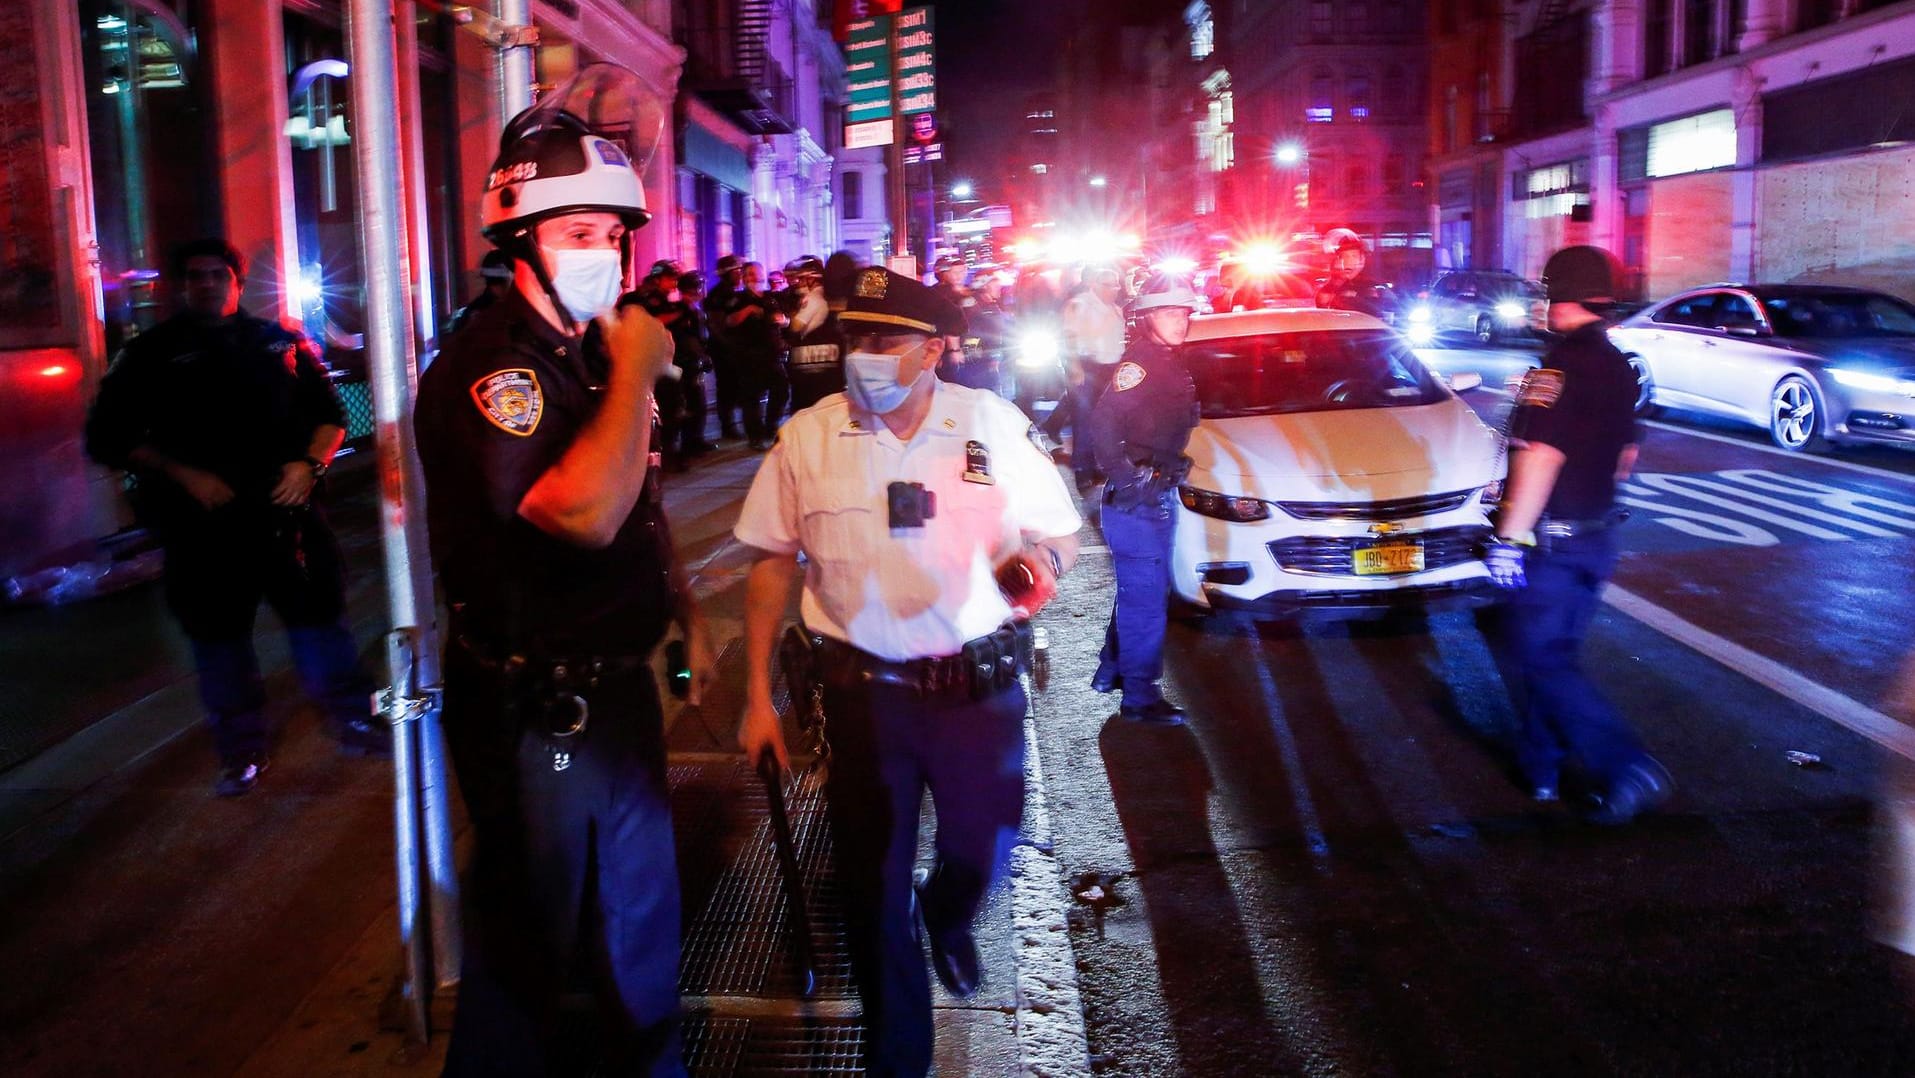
top-left (952, 180), bottom-right (974, 200)
top-left (1274, 142), bottom-right (1303, 166)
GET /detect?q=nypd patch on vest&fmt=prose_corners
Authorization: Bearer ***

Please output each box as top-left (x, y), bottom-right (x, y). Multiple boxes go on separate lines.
top-left (1112, 361), bottom-right (1146, 392)
top-left (963, 440), bottom-right (994, 484)
top-left (471, 369), bottom-right (544, 436)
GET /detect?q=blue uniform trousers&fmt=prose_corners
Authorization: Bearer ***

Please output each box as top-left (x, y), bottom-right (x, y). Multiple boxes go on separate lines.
top-left (1493, 530), bottom-right (1648, 790)
top-left (162, 503), bottom-right (369, 765)
top-left (1099, 494), bottom-right (1175, 709)
top-left (441, 652), bottom-right (685, 1078)
top-left (821, 679), bottom-right (1028, 1078)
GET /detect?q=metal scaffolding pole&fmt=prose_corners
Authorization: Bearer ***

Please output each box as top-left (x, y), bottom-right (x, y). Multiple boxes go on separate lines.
top-left (344, 0), bottom-right (460, 1045)
top-left (496, 0), bottom-right (535, 120)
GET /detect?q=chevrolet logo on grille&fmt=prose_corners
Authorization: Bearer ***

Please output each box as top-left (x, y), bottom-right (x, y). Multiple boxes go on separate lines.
top-left (1368, 522), bottom-right (1404, 535)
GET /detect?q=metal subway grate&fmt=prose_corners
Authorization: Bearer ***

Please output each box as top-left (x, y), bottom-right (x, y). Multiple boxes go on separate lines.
top-left (684, 1014), bottom-right (867, 1076)
top-left (672, 758), bottom-right (857, 1001)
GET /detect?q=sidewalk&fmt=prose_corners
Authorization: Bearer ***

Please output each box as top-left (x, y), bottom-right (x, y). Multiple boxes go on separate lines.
top-left (0, 436), bottom-right (1091, 1077)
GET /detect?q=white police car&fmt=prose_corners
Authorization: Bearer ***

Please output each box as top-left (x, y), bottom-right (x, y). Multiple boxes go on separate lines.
top-left (1171, 308), bottom-right (1504, 615)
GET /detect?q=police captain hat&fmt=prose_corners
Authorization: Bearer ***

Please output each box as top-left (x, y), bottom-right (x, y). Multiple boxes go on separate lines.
top-left (839, 267), bottom-right (961, 337)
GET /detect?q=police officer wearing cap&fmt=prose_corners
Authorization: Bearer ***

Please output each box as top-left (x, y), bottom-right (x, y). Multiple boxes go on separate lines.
top-left (414, 74), bottom-right (713, 1075)
top-left (733, 267), bottom-right (1081, 1077)
top-left (1088, 273), bottom-right (1201, 726)
top-left (1486, 244), bottom-right (1671, 825)
top-left (781, 254), bottom-right (845, 410)
top-left (85, 237), bottom-right (382, 797)
top-left (929, 253), bottom-right (976, 385)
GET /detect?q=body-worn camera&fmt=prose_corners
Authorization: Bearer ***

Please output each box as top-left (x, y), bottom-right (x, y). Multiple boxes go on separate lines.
top-left (888, 481), bottom-right (937, 529)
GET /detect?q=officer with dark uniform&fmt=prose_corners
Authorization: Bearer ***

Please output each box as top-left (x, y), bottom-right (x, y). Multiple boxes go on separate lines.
top-left (1088, 274), bottom-right (1201, 726)
top-left (1486, 244), bottom-right (1671, 825)
top-left (703, 253), bottom-right (747, 439)
top-left (631, 259), bottom-right (712, 465)
top-left (1315, 234), bottom-right (1397, 322)
top-left (414, 71), bottom-right (713, 1076)
top-left (85, 237), bottom-right (382, 797)
top-left (675, 270), bottom-right (716, 449)
top-left (733, 268), bottom-right (1081, 1077)
top-left (780, 254), bottom-right (845, 410)
top-left (716, 260), bottom-right (789, 449)
top-left (929, 253), bottom-right (974, 384)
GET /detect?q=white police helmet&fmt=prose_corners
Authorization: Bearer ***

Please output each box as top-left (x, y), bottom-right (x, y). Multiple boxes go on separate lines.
top-left (480, 64), bottom-right (664, 245)
top-left (1129, 273), bottom-right (1199, 315)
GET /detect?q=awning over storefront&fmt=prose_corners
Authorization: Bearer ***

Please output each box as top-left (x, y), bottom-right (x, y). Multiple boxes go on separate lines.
top-left (682, 120), bottom-right (752, 193)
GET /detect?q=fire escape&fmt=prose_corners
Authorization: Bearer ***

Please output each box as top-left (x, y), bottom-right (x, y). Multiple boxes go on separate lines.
top-left (679, 0), bottom-right (795, 135)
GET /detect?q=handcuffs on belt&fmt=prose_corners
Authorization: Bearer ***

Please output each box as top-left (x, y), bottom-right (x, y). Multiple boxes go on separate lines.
top-left (458, 635), bottom-right (643, 741)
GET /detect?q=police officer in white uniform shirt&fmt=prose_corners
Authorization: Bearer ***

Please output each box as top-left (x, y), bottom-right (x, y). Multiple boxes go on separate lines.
top-left (734, 267), bottom-right (1080, 1077)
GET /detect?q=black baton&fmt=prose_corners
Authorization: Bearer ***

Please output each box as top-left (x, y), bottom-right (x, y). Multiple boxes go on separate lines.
top-left (757, 754), bottom-right (818, 996)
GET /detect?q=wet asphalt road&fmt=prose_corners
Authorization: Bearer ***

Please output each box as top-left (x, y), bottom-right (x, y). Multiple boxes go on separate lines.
top-left (1028, 341), bottom-right (1915, 1076)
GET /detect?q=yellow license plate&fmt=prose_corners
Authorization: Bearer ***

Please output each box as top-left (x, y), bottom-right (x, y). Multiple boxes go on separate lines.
top-left (1353, 541), bottom-right (1425, 575)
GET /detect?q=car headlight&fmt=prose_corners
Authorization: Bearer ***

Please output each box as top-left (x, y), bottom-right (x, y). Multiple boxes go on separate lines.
top-left (1830, 368), bottom-right (1915, 397)
top-left (1494, 301), bottom-right (1525, 321)
top-left (1479, 480), bottom-right (1504, 506)
top-left (1407, 305), bottom-right (1432, 323)
top-left (1178, 485), bottom-right (1271, 522)
top-left (1016, 330), bottom-right (1060, 370)
top-left (1406, 323), bottom-right (1436, 346)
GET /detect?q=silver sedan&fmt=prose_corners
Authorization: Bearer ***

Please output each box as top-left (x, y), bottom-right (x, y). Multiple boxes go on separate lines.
top-left (1606, 284), bottom-right (1915, 452)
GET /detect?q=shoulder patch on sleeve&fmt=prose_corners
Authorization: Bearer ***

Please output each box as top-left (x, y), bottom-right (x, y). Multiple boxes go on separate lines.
top-left (1112, 361), bottom-right (1147, 392)
top-left (1517, 368), bottom-right (1564, 408)
top-left (469, 369), bottom-right (544, 436)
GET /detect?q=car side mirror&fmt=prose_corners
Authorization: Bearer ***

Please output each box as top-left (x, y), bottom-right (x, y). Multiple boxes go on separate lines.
top-left (1447, 372), bottom-right (1483, 392)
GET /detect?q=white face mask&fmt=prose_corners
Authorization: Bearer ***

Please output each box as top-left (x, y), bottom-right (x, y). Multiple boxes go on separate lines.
top-left (545, 247), bottom-right (624, 323)
top-left (844, 345), bottom-right (928, 415)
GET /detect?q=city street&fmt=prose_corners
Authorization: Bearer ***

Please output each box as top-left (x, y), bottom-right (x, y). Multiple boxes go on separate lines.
top-left (6, 339), bottom-right (1915, 1076)
top-left (1029, 340), bottom-right (1915, 1075)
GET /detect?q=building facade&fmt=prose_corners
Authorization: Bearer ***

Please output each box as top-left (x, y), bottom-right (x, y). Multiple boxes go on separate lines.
top-left (1445, 0), bottom-right (1915, 299)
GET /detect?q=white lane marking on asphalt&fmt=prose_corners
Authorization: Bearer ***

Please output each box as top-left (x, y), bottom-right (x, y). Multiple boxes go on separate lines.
top-left (1603, 584), bottom-right (1915, 763)
top-left (1629, 473), bottom-right (1868, 540)
top-left (1012, 687), bottom-right (1093, 1077)
top-left (1717, 469), bottom-right (1915, 528)
top-left (1250, 648), bottom-right (1333, 866)
top-left (1618, 489), bottom-right (1781, 546)
top-left (1643, 419), bottom-right (1915, 484)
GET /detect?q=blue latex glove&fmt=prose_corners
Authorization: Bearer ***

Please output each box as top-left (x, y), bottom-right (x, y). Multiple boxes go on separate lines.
top-left (1485, 538), bottom-right (1528, 590)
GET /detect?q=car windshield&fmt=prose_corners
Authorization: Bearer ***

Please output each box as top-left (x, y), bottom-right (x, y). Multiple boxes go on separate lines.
top-left (1760, 293), bottom-right (1915, 339)
top-left (1184, 329), bottom-right (1450, 418)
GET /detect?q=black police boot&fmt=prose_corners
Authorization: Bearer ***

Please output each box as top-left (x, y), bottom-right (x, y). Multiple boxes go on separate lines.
top-left (1090, 664), bottom-right (1122, 694)
top-left (1119, 699), bottom-right (1186, 727)
top-left (335, 716), bottom-right (392, 757)
top-left (1585, 758), bottom-right (1673, 826)
top-left (913, 877), bottom-right (980, 998)
top-left (215, 754), bottom-right (269, 798)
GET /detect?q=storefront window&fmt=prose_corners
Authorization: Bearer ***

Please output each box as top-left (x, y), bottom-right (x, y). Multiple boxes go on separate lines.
top-left (79, 0), bottom-right (217, 354)
top-left (283, 10), bottom-right (366, 372)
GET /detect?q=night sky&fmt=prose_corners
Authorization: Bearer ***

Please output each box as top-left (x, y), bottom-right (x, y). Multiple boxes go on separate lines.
top-left (933, 0), bottom-right (1086, 198)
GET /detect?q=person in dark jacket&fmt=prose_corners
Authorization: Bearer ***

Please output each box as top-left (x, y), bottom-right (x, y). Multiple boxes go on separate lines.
top-left (85, 238), bottom-right (382, 797)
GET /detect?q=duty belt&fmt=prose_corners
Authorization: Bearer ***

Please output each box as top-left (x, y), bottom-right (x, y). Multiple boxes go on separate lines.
top-left (453, 634), bottom-right (651, 738)
top-left (813, 623), bottom-right (1030, 700)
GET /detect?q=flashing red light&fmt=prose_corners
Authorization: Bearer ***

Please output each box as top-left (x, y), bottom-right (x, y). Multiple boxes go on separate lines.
top-left (39, 365), bottom-right (70, 378)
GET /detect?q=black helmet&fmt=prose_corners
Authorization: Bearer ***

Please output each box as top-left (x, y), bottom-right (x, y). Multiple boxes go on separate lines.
top-left (934, 253), bottom-right (966, 273)
top-left (678, 270), bottom-right (706, 292)
top-left (648, 259), bottom-right (684, 279)
top-left (1541, 245), bottom-right (1621, 304)
top-left (783, 254), bottom-right (825, 279)
top-left (715, 253), bottom-right (743, 275)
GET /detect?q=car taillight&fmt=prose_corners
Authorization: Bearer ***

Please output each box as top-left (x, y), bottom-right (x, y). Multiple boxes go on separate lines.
top-left (1178, 486), bottom-right (1271, 522)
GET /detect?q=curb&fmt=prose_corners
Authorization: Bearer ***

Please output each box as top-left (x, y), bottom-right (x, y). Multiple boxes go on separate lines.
top-left (1009, 692), bottom-right (1092, 1077)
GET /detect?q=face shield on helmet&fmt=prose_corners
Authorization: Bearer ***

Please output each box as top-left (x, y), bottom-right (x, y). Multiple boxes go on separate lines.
top-left (480, 64), bottom-right (666, 326)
